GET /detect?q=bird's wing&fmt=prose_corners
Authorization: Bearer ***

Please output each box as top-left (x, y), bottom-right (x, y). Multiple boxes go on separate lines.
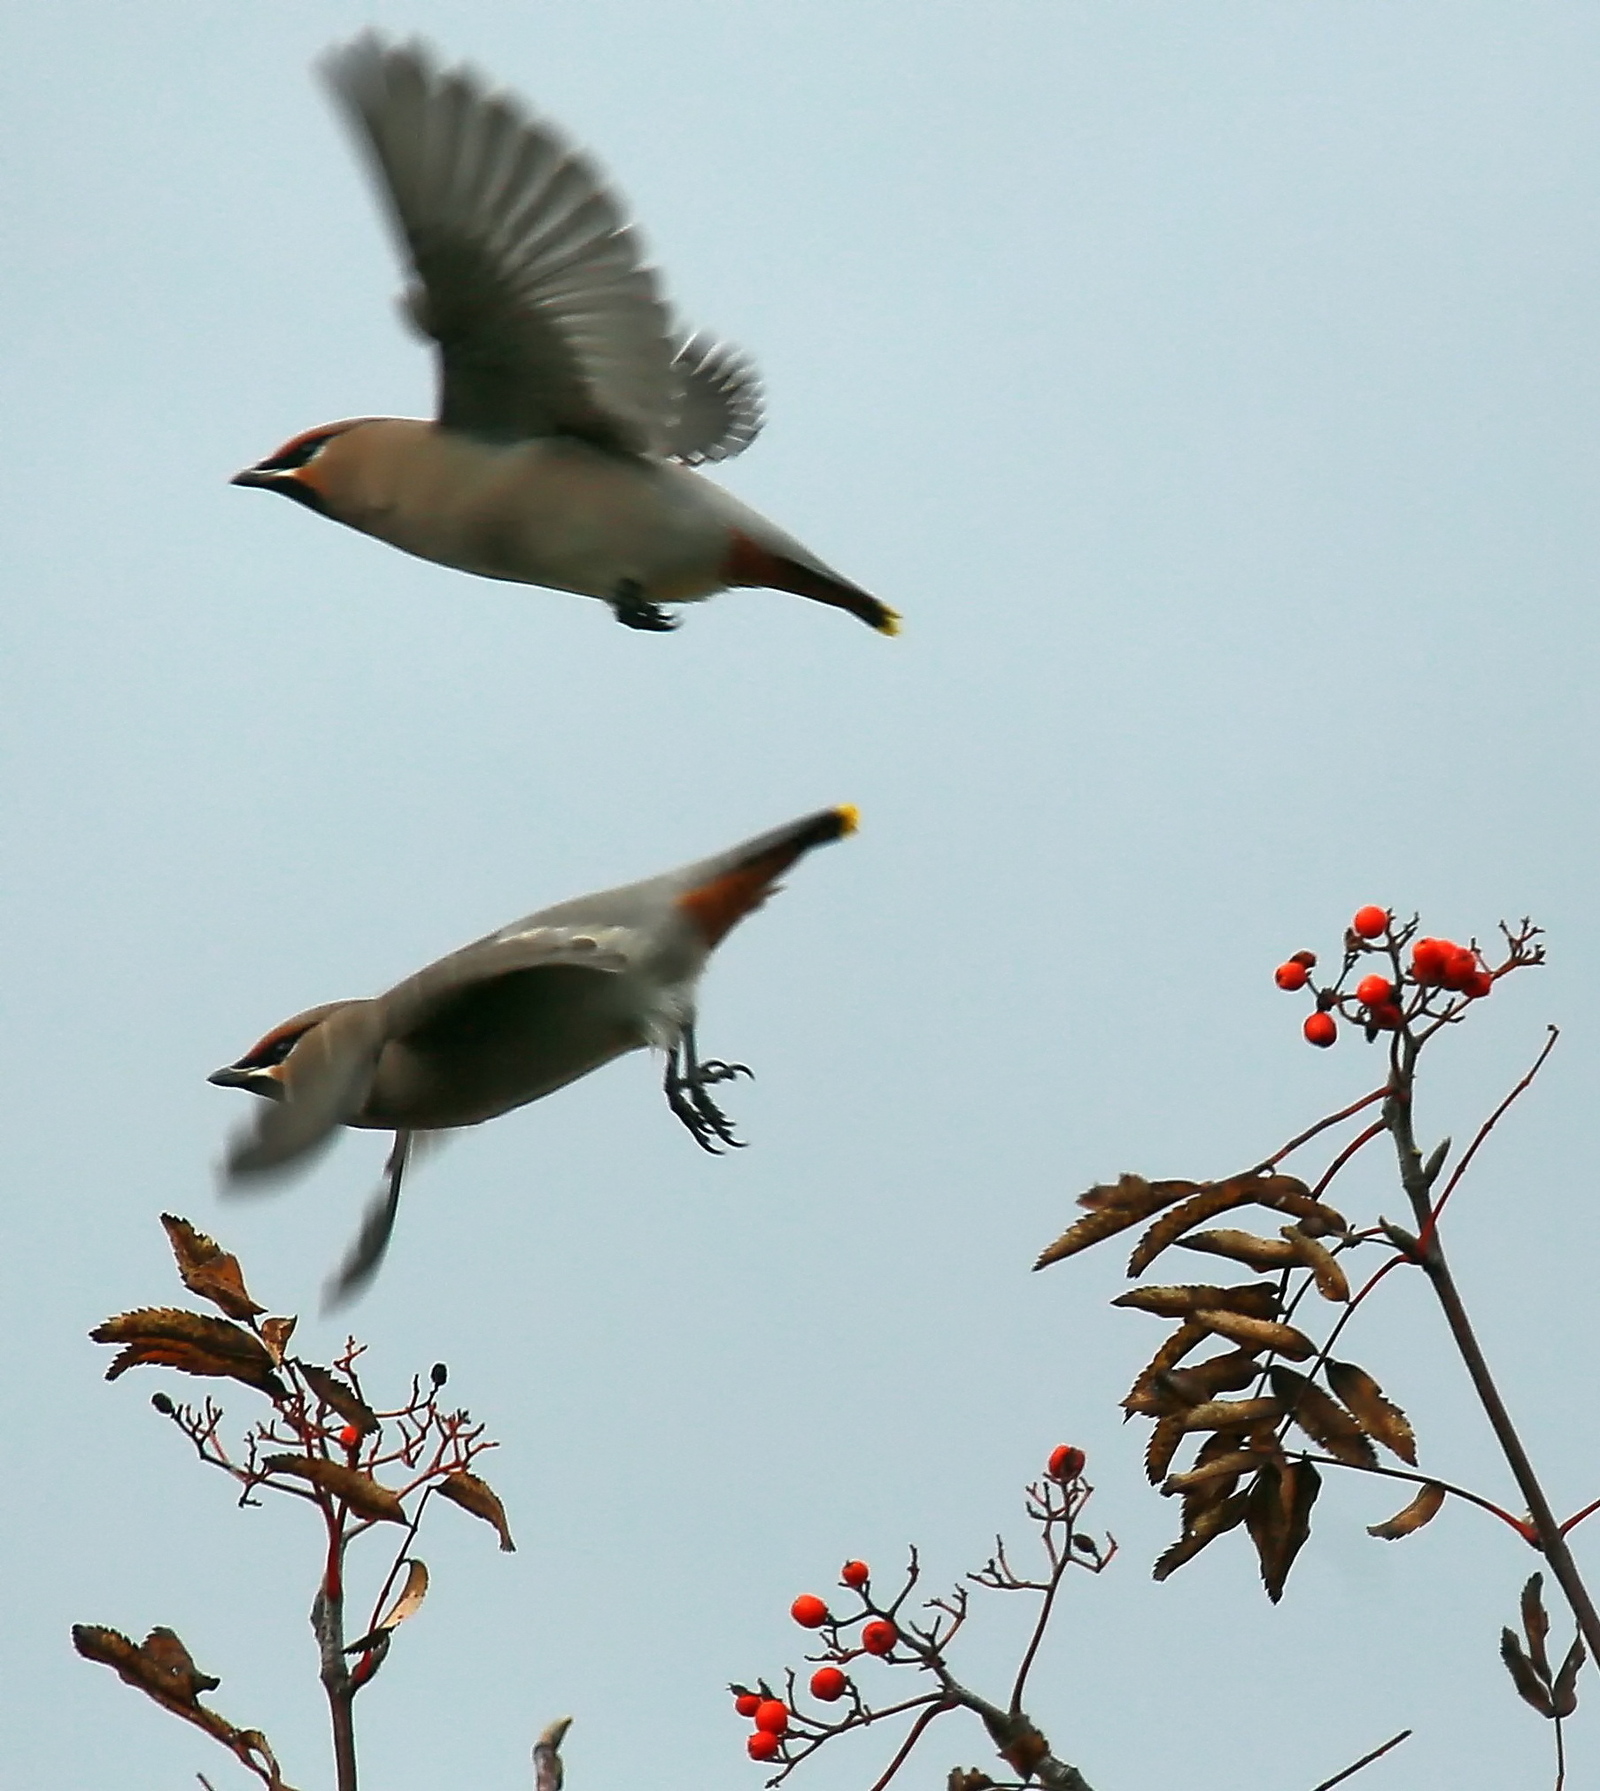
top-left (382, 922), bottom-right (638, 1034)
top-left (662, 334), bottom-right (765, 465)
top-left (223, 1001), bottom-right (389, 1180)
top-left (323, 35), bottom-right (682, 453)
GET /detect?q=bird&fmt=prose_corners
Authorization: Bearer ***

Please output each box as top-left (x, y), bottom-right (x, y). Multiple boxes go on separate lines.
top-left (232, 34), bottom-right (897, 638)
top-left (209, 805), bottom-right (859, 1298)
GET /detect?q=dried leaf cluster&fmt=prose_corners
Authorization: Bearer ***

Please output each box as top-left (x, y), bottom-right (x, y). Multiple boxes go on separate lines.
top-left (1039, 1172), bottom-right (1437, 1600)
top-left (1502, 1575), bottom-right (1585, 1722)
top-left (75, 1217), bottom-right (516, 1787)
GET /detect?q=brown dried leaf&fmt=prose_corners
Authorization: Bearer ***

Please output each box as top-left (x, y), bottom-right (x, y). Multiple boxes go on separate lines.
top-left (1177, 1430), bottom-right (1271, 1528)
top-left (1253, 1178), bottom-right (1349, 1236)
top-left (1163, 1450), bottom-right (1259, 1496)
top-left (262, 1455), bottom-right (406, 1524)
top-left (1523, 1573), bottom-right (1553, 1680)
top-left (1145, 1414), bottom-right (1186, 1485)
top-left (1036, 1177), bottom-right (1198, 1268)
top-left (949, 1774), bottom-right (996, 1791)
top-left (1113, 1282), bottom-right (1282, 1320)
top-left (1502, 1629), bottom-right (1555, 1717)
top-left (1282, 1227), bottom-right (1350, 1303)
top-left (1552, 1635), bottom-right (1585, 1719)
top-left (1129, 1183), bottom-right (1259, 1277)
top-left (90, 1309), bottom-right (284, 1395)
top-left (1326, 1360), bottom-right (1417, 1464)
top-left (1122, 1321), bottom-right (1210, 1414)
top-left (1152, 1489), bottom-right (1249, 1580)
top-left (1128, 1174), bottom-right (1345, 1277)
top-left (1180, 1396), bottom-right (1283, 1433)
top-left (1193, 1310), bottom-right (1315, 1360)
top-left (346, 1558), bottom-right (430, 1653)
top-left (1158, 1349), bottom-right (1262, 1409)
top-left (260, 1316), bottom-right (297, 1365)
top-left (159, 1215), bottom-right (265, 1320)
top-left (1246, 1457), bottom-right (1321, 1603)
top-left (1077, 1173), bottom-right (1199, 1213)
top-left (1176, 1229), bottom-right (1299, 1271)
top-left (73, 1625), bottom-right (232, 1732)
top-left (1367, 1480), bottom-right (1446, 1540)
top-left (436, 1470), bottom-right (516, 1551)
top-left (298, 1364), bottom-right (379, 1436)
top-left (379, 1558), bottom-right (429, 1631)
top-left (1270, 1367), bottom-right (1378, 1468)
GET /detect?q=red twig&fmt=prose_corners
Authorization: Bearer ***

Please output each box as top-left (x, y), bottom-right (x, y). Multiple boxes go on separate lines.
top-left (1418, 1027), bottom-right (1559, 1250)
top-left (1259, 1086), bottom-right (1390, 1171)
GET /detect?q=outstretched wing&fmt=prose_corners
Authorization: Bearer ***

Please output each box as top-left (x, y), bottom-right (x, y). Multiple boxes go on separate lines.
top-left (664, 334), bottom-right (765, 465)
top-left (323, 35), bottom-right (681, 453)
top-left (381, 922), bottom-right (639, 1033)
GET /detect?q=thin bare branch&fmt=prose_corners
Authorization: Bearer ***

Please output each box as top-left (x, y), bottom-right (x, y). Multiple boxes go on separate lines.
top-left (1420, 1027), bottom-right (1559, 1244)
top-left (1308, 1728), bottom-right (1411, 1790)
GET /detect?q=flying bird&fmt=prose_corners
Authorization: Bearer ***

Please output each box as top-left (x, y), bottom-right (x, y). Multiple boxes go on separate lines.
top-left (210, 806), bottom-right (859, 1298)
top-left (233, 35), bottom-right (897, 637)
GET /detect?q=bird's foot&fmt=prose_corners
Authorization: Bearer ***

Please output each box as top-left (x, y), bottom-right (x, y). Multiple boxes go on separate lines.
top-left (664, 1046), bottom-right (751, 1153)
top-left (610, 580), bottom-right (679, 632)
top-left (696, 1059), bottom-right (752, 1087)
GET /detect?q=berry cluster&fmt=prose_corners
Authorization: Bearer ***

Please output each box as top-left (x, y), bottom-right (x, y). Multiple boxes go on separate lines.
top-left (731, 1449), bottom-right (1095, 1772)
top-left (1274, 906), bottom-right (1498, 1050)
top-left (730, 1560), bottom-right (901, 1762)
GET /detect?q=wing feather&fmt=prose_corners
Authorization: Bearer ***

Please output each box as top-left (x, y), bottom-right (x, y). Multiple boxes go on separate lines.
top-left (381, 924), bottom-right (638, 1038)
top-left (323, 35), bottom-right (686, 452)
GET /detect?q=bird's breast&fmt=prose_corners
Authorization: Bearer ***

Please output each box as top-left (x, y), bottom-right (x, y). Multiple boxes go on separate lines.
top-left (343, 430), bottom-right (732, 601)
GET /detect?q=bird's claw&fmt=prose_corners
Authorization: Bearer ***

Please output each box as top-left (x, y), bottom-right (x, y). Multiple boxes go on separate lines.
top-left (610, 581), bottom-right (679, 632)
top-left (664, 1042), bottom-right (749, 1153)
top-left (696, 1059), bottom-right (752, 1086)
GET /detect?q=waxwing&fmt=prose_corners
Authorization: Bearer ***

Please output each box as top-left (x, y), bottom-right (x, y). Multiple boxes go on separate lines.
top-left (233, 35), bottom-right (897, 637)
top-left (210, 806), bottom-right (858, 1298)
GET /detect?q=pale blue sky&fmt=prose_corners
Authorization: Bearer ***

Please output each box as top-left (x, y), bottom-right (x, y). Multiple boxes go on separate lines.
top-left (5, 4), bottom-right (1599, 1787)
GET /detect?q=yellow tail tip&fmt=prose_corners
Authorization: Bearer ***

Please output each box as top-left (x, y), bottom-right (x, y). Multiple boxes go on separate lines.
top-left (875, 608), bottom-right (902, 637)
top-left (835, 804), bottom-right (861, 836)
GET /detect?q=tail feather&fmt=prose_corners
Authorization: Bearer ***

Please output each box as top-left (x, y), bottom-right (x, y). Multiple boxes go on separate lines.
top-left (677, 806), bottom-right (858, 947)
top-left (724, 531), bottom-right (899, 634)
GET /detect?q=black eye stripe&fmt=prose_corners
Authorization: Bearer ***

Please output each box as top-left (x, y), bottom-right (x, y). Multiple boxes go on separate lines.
top-left (262, 431), bottom-right (337, 472)
top-left (239, 1030), bottom-right (305, 1069)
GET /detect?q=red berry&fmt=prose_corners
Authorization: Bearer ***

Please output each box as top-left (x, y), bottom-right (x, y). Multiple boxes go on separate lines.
top-left (1274, 960), bottom-right (1310, 992)
top-left (791, 1594), bottom-right (829, 1629)
top-left (1463, 969), bottom-right (1494, 1000)
top-left (861, 1620), bottom-right (898, 1655)
top-left (1369, 1002), bottom-right (1403, 1030)
top-left (1355, 974), bottom-right (1393, 1007)
top-left (810, 1667), bottom-right (849, 1703)
top-left (1303, 1012), bottom-right (1337, 1048)
top-left (1411, 938), bottom-right (1450, 985)
top-left (754, 1700), bottom-right (789, 1735)
top-left (840, 1560), bottom-right (870, 1590)
top-left (1441, 946), bottom-right (1480, 992)
top-left (734, 1693), bottom-right (762, 1718)
top-left (747, 1732), bottom-right (781, 1762)
top-left (1352, 906), bottom-right (1388, 939)
top-left (1047, 1444), bottom-right (1087, 1482)
top-left (339, 1424), bottom-right (362, 1449)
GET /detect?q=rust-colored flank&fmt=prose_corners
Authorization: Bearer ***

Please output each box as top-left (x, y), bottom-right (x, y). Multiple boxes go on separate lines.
top-left (678, 849), bottom-right (797, 949)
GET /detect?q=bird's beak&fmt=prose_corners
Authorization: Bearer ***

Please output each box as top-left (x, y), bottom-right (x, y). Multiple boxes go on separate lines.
top-left (209, 1064), bottom-right (286, 1100)
top-left (230, 463), bottom-right (329, 515)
